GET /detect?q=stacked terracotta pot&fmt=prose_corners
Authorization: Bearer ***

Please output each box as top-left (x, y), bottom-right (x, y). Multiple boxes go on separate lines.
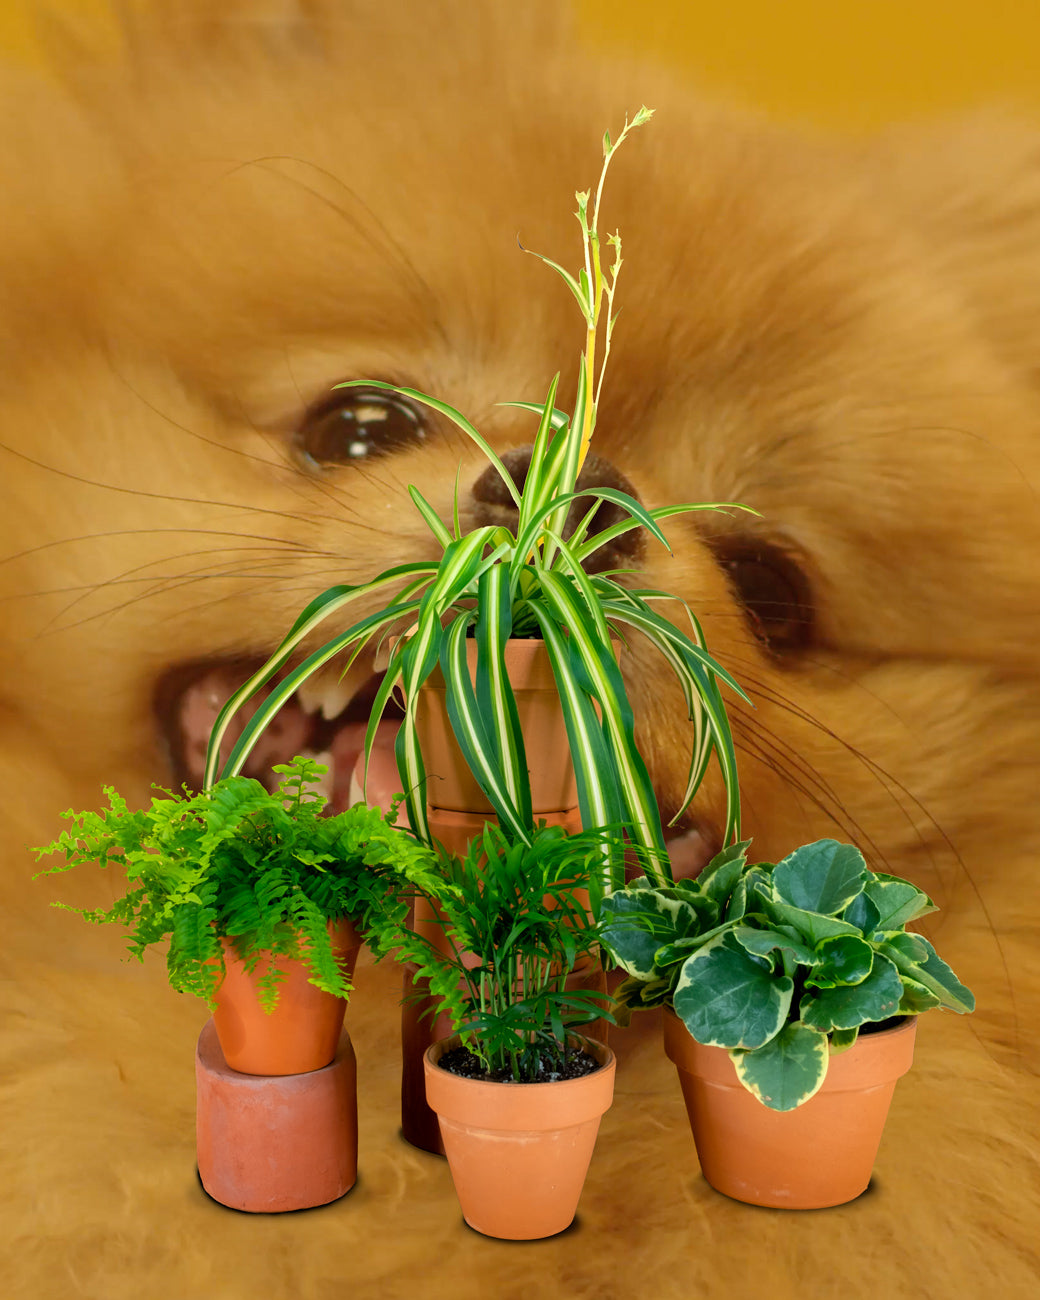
top-left (195, 919), bottom-right (362, 1212)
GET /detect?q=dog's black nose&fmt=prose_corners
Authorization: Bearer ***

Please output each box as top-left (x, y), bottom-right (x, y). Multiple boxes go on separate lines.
top-left (471, 446), bottom-right (645, 573)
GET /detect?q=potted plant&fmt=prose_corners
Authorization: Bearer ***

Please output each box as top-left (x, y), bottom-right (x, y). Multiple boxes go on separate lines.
top-left (201, 105), bottom-right (753, 900)
top-left (598, 837), bottom-right (976, 1208)
top-left (33, 754), bottom-right (430, 1076)
top-left (195, 107), bottom-right (754, 1152)
top-left (362, 817), bottom-right (619, 1240)
top-left (35, 754), bottom-right (438, 1211)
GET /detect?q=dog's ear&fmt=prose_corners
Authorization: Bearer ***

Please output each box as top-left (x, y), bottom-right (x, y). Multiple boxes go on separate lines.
top-left (33, 0), bottom-right (346, 75)
top-left (868, 113), bottom-right (1040, 391)
top-left (120, 0), bottom-right (345, 53)
top-left (36, 0), bottom-right (574, 97)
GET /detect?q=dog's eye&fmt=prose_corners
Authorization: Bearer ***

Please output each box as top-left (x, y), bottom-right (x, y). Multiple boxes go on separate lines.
top-left (714, 538), bottom-right (814, 653)
top-left (297, 386), bottom-right (426, 466)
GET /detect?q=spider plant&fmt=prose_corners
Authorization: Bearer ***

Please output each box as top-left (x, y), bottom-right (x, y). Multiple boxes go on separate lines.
top-left (203, 107), bottom-right (753, 895)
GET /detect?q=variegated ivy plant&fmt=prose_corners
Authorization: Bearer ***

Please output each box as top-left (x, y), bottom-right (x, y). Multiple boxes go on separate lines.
top-left (599, 838), bottom-right (975, 1110)
top-left (204, 108), bottom-right (752, 894)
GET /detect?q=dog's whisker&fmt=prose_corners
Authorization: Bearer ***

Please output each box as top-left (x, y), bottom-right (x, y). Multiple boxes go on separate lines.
top-left (36, 537), bottom-right (333, 633)
top-left (726, 663), bottom-right (973, 893)
top-left (40, 562), bottom-right (315, 637)
top-left (0, 528), bottom-right (312, 571)
top-left (732, 717), bottom-right (894, 871)
top-left (221, 155), bottom-right (450, 348)
top-left (0, 440), bottom-right (324, 525)
top-left (9, 552), bottom-right (312, 601)
top-left (148, 571), bottom-right (376, 628)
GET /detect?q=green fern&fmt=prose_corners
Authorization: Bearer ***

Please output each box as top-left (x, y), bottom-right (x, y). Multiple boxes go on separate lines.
top-left (34, 756), bottom-right (436, 1012)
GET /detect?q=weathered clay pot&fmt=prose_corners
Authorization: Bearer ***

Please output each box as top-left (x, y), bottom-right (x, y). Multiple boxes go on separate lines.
top-left (424, 1034), bottom-right (615, 1239)
top-left (196, 1019), bottom-right (357, 1212)
top-left (401, 952), bottom-right (610, 1155)
top-left (663, 1008), bottom-right (918, 1208)
top-left (212, 917), bottom-right (361, 1076)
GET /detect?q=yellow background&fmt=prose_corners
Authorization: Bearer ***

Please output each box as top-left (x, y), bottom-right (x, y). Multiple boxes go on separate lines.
top-left (0, 0), bottom-right (1038, 128)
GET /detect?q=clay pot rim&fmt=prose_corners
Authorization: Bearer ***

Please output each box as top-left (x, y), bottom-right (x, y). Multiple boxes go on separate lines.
top-left (663, 1006), bottom-right (918, 1092)
top-left (424, 1033), bottom-right (617, 1129)
top-left (389, 632), bottom-right (622, 687)
top-left (425, 1033), bottom-right (615, 1090)
top-left (217, 913), bottom-right (362, 955)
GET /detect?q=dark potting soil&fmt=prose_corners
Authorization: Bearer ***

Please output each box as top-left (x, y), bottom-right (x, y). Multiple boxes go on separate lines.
top-left (858, 1015), bottom-right (907, 1036)
top-left (437, 1045), bottom-right (601, 1083)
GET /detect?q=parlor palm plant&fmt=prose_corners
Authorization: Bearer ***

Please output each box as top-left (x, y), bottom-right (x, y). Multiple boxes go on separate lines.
top-left (204, 108), bottom-right (753, 895)
top-left (364, 818), bottom-right (617, 1082)
top-left (362, 816), bottom-right (622, 1240)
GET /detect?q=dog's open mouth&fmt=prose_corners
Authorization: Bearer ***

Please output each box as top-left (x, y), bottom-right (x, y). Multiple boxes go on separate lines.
top-left (153, 655), bottom-right (720, 877)
top-left (154, 655), bottom-right (402, 814)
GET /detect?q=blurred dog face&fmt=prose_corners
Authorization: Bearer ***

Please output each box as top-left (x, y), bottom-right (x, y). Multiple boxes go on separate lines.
top-left (1, 2), bottom-right (1037, 1035)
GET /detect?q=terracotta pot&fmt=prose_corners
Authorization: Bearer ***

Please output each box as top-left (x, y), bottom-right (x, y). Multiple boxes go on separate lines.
top-left (424, 1034), bottom-right (615, 1239)
top-left (212, 917), bottom-right (362, 1076)
top-left (414, 638), bottom-right (602, 814)
top-left (195, 1019), bottom-right (358, 1212)
top-left (663, 1008), bottom-right (918, 1208)
top-left (401, 953), bottom-right (610, 1155)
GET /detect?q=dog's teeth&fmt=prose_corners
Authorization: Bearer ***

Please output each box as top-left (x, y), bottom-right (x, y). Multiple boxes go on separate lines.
top-left (296, 676), bottom-right (328, 716)
top-left (319, 677), bottom-right (355, 720)
top-left (295, 660), bottom-right (366, 719)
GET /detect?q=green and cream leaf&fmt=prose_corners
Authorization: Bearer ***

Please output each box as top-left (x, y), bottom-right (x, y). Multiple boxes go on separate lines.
top-left (731, 1022), bottom-right (830, 1112)
top-left (864, 878), bottom-right (937, 931)
top-left (772, 839), bottom-right (869, 916)
top-left (598, 886), bottom-right (696, 979)
top-left (800, 952), bottom-right (904, 1032)
top-left (673, 934), bottom-right (793, 1050)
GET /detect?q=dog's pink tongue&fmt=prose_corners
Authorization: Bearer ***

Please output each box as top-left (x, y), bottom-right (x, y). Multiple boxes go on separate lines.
top-left (341, 722), bottom-right (403, 815)
top-left (329, 720), bottom-right (400, 814)
top-left (177, 667), bottom-right (400, 810)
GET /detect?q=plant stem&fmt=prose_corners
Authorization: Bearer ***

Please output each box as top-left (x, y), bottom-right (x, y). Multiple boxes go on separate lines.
top-left (575, 106), bottom-right (653, 478)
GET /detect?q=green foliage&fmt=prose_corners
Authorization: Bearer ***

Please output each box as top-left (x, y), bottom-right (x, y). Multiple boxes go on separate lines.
top-left (204, 108), bottom-right (753, 896)
top-left (34, 756), bottom-right (433, 1011)
top-left (599, 838), bottom-right (975, 1110)
top-left (363, 820), bottom-right (617, 1082)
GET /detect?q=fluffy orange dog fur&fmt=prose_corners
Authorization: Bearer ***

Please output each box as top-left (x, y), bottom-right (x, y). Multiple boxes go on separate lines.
top-left (1, 4), bottom-right (1037, 1297)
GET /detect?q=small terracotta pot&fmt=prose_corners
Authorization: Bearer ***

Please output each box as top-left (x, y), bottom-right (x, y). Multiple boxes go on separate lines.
top-left (401, 802), bottom-right (605, 1154)
top-left (663, 1008), bottom-right (917, 1208)
top-left (401, 954), bottom-right (610, 1154)
top-left (413, 638), bottom-right (597, 813)
top-left (212, 917), bottom-right (362, 1076)
top-left (424, 1035), bottom-right (615, 1239)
